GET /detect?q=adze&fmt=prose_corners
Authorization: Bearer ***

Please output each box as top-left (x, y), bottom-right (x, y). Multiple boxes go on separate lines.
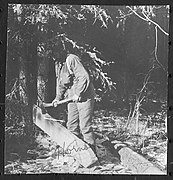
top-left (33, 98), bottom-right (98, 168)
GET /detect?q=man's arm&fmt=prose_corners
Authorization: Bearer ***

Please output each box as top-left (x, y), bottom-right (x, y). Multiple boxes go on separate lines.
top-left (53, 65), bottom-right (72, 105)
top-left (67, 55), bottom-right (90, 98)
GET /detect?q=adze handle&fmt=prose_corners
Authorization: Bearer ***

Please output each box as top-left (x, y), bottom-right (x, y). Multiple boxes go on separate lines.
top-left (42, 98), bottom-right (73, 107)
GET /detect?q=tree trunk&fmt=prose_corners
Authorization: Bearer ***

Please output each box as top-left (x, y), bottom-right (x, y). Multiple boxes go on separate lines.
top-left (54, 61), bottom-right (62, 97)
top-left (22, 37), bottom-right (38, 127)
top-left (18, 56), bottom-right (28, 105)
top-left (37, 55), bottom-right (49, 102)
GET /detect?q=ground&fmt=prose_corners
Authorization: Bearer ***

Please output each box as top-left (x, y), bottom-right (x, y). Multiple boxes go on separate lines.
top-left (4, 108), bottom-right (167, 174)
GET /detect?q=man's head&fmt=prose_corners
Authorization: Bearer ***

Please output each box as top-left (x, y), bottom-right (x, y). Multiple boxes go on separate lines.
top-left (52, 45), bottom-right (67, 62)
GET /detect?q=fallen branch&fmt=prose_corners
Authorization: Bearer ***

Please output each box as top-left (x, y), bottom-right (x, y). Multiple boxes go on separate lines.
top-left (153, 26), bottom-right (166, 71)
top-left (126, 6), bottom-right (169, 36)
top-left (142, 10), bottom-right (169, 36)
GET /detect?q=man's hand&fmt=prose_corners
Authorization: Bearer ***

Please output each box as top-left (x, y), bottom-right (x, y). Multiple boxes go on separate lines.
top-left (52, 98), bottom-right (59, 107)
top-left (72, 94), bottom-right (80, 102)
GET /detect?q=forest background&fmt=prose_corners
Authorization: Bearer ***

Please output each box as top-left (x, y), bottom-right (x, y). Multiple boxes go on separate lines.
top-left (4, 4), bottom-right (169, 173)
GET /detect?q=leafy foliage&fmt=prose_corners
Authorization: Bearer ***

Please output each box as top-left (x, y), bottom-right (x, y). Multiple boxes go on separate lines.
top-left (7, 5), bottom-right (169, 103)
top-left (7, 4), bottom-right (117, 100)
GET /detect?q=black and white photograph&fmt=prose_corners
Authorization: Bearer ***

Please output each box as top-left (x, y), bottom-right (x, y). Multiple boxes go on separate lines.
top-left (4, 4), bottom-right (169, 175)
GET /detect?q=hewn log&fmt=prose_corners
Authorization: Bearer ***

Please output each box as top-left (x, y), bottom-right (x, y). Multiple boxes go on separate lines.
top-left (33, 105), bottom-right (98, 168)
top-left (114, 142), bottom-right (165, 174)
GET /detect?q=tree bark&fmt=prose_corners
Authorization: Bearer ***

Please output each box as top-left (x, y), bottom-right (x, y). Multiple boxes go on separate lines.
top-left (18, 56), bottom-right (28, 104)
top-left (37, 55), bottom-right (49, 102)
top-left (22, 37), bottom-right (38, 126)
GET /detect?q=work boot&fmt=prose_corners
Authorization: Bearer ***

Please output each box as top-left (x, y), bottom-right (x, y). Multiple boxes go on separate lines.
top-left (90, 144), bottom-right (97, 154)
top-left (89, 144), bottom-right (100, 166)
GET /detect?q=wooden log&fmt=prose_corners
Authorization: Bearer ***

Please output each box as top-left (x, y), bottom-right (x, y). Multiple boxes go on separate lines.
top-left (114, 143), bottom-right (165, 174)
top-left (33, 105), bottom-right (98, 168)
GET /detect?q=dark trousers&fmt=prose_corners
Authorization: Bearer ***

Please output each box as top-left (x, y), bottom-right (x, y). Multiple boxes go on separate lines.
top-left (67, 99), bottom-right (95, 146)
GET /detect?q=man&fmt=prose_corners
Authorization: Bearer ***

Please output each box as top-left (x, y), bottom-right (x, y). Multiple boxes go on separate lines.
top-left (52, 52), bottom-right (96, 154)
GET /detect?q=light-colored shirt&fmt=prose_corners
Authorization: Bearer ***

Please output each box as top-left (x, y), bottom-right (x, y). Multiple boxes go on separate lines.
top-left (56, 54), bottom-right (95, 101)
